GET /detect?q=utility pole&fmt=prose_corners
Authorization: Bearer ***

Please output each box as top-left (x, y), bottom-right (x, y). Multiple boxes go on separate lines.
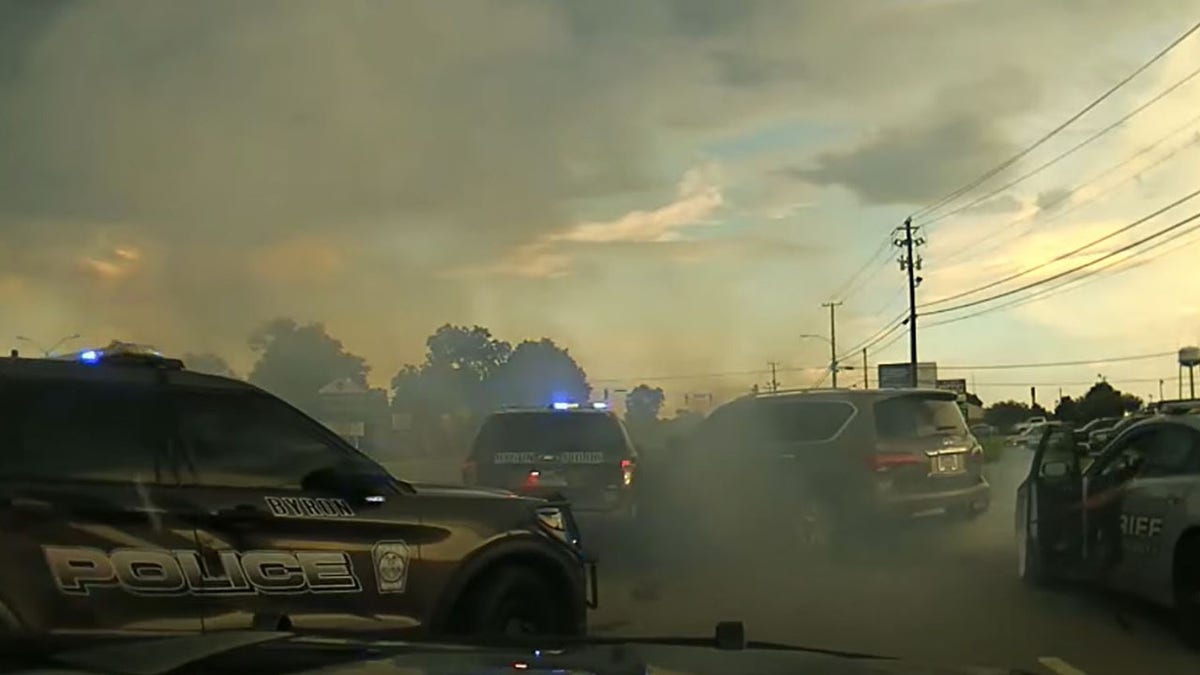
top-left (862, 348), bottom-right (868, 388)
top-left (893, 217), bottom-right (924, 387)
top-left (1159, 378), bottom-right (1165, 401)
top-left (767, 361), bottom-right (780, 393)
top-left (821, 301), bottom-right (842, 387)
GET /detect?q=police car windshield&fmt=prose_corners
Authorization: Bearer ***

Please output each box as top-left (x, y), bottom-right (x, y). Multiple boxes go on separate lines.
top-left (472, 412), bottom-right (627, 461)
top-left (874, 395), bottom-right (968, 439)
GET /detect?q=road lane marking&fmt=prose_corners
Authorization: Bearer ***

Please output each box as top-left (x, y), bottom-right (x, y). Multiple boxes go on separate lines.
top-left (1038, 656), bottom-right (1088, 675)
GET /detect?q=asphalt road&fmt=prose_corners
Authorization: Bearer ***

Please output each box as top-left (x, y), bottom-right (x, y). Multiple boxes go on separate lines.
top-left (385, 451), bottom-right (1199, 674)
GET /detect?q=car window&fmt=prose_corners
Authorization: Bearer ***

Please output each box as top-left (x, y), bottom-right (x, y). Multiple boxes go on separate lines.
top-left (1094, 430), bottom-right (1154, 480)
top-left (761, 400), bottom-right (855, 443)
top-left (874, 395), bottom-right (966, 439)
top-left (0, 379), bottom-right (166, 484)
top-left (1037, 425), bottom-right (1079, 478)
top-left (176, 390), bottom-right (378, 489)
top-left (471, 412), bottom-right (630, 462)
top-left (1138, 426), bottom-right (1200, 478)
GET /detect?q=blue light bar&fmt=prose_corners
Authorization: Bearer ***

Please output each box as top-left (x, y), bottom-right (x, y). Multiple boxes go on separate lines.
top-left (79, 350), bottom-right (101, 364)
top-left (591, 401), bottom-right (608, 409)
top-left (551, 401), bottom-right (578, 410)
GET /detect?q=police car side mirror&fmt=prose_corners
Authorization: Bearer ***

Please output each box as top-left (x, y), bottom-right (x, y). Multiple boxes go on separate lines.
top-left (302, 467), bottom-right (389, 506)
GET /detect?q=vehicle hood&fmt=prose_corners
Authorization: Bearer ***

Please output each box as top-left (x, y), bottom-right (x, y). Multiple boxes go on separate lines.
top-left (14, 632), bottom-right (1029, 675)
top-left (294, 648), bottom-right (1020, 675)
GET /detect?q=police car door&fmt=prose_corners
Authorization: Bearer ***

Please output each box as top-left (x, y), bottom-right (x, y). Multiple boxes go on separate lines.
top-left (0, 373), bottom-right (201, 634)
top-left (170, 386), bottom-right (428, 634)
top-left (1103, 423), bottom-right (1200, 604)
top-left (1024, 424), bottom-right (1085, 575)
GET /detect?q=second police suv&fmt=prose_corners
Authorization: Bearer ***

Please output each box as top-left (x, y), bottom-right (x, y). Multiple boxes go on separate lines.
top-left (0, 343), bottom-right (594, 639)
top-left (1016, 404), bottom-right (1200, 645)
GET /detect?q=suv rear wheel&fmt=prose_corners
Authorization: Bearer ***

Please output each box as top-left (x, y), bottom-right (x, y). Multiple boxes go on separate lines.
top-left (461, 565), bottom-right (569, 637)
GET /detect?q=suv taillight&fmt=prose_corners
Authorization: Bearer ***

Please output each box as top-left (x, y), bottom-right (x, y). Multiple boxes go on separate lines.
top-left (866, 452), bottom-right (922, 472)
top-left (620, 458), bottom-right (634, 486)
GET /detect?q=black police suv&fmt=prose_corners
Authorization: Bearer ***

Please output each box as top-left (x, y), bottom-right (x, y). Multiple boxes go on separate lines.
top-left (462, 405), bottom-right (639, 519)
top-left (0, 343), bottom-right (592, 639)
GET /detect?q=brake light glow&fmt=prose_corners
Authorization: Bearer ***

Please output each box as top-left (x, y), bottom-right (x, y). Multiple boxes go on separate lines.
top-left (620, 458), bottom-right (634, 486)
top-left (867, 452), bottom-right (923, 472)
top-left (524, 470), bottom-right (541, 487)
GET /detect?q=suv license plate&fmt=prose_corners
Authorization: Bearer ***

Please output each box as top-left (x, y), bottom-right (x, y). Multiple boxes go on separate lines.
top-left (933, 454), bottom-right (965, 475)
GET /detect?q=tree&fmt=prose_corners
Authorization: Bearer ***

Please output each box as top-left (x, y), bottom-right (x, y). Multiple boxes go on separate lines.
top-left (248, 318), bottom-right (369, 413)
top-left (490, 338), bottom-right (590, 408)
top-left (983, 400), bottom-right (1031, 431)
top-left (1120, 393), bottom-right (1144, 414)
top-left (625, 384), bottom-right (665, 427)
top-left (1075, 381), bottom-right (1127, 422)
top-left (182, 352), bottom-right (236, 378)
top-left (1054, 396), bottom-right (1080, 423)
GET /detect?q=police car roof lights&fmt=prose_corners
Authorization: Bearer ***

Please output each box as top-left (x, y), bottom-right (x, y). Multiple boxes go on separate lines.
top-left (66, 341), bottom-right (183, 369)
top-left (551, 402), bottom-right (579, 410)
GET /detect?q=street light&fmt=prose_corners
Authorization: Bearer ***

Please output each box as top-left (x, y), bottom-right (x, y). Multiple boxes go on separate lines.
top-left (800, 333), bottom-right (851, 387)
top-left (16, 333), bottom-right (81, 357)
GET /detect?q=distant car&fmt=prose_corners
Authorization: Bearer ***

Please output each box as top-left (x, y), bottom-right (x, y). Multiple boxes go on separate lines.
top-left (1088, 415), bottom-right (1148, 452)
top-left (1016, 416), bottom-right (1200, 646)
top-left (1012, 416), bottom-right (1047, 434)
top-left (970, 423), bottom-right (997, 438)
top-left (660, 388), bottom-right (990, 551)
top-left (1073, 416), bottom-right (1121, 449)
top-left (1008, 423), bottom-right (1046, 448)
top-left (463, 404), bottom-right (639, 519)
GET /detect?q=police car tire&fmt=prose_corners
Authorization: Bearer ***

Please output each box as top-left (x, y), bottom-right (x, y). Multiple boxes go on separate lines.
top-left (1174, 537), bottom-right (1200, 649)
top-left (464, 565), bottom-right (568, 637)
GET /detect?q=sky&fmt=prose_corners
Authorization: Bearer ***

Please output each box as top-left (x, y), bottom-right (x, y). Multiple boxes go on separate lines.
top-left (3, 0), bottom-right (1200, 409)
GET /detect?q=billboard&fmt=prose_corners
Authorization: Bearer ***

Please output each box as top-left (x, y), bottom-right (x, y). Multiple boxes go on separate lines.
top-left (936, 378), bottom-right (967, 394)
top-left (878, 362), bottom-right (938, 389)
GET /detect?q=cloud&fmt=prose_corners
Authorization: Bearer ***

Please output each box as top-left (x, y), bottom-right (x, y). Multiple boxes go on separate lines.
top-left (1036, 187), bottom-right (1074, 212)
top-left (460, 165), bottom-right (725, 278)
top-left (554, 166), bottom-right (724, 244)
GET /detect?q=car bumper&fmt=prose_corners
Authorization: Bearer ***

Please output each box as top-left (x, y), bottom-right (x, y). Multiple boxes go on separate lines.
top-left (874, 476), bottom-right (991, 516)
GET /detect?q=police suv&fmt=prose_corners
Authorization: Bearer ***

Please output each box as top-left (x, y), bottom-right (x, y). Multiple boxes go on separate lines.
top-left (0, 343), bottom-right (593, 639)
top-left (463, 403), bottom-right (638, 520)
top-left (1016, 407), bottom-right (1200, 645)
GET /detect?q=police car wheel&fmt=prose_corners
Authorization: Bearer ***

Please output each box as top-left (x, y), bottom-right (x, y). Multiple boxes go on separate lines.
top-left (1174, 538), bottom-right (1200, 648)
top-left (465, 566), bottom-right (567, 637)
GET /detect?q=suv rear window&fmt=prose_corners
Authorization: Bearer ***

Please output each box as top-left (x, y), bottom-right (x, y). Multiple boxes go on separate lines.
top-left (760, 400), bottom-right (855, 443)
top-left (471, 412), bottom-right (630, 463)
top-left (874, 395), bottom-right (967, 439)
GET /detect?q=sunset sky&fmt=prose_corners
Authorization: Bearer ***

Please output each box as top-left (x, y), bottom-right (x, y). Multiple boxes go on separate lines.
top-left (3, 0), bottom-right (1200, 408)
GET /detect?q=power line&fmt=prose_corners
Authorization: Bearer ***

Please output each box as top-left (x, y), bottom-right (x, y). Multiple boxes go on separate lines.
top-left (920, 61), bottom-right (1200, 228)
top-left (837, 310), bottom-right (907, 361)
top-left (912, 18), bottom-right (1200, 221)
top-left (936, 110), bottom-right (1200, 266)
top-left (973, 375), bottom-right (1179, 387)
top-left (922, 219), bottom-right (1200, 329)
top-left (828, 235), bottom-right (893, 301)
top-left (938, 351), bottom-right (1177, 371)
top-left (923, 188), bottom-right (1200, 307)
top-left (922, 206), bottom-right (1200, 317)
